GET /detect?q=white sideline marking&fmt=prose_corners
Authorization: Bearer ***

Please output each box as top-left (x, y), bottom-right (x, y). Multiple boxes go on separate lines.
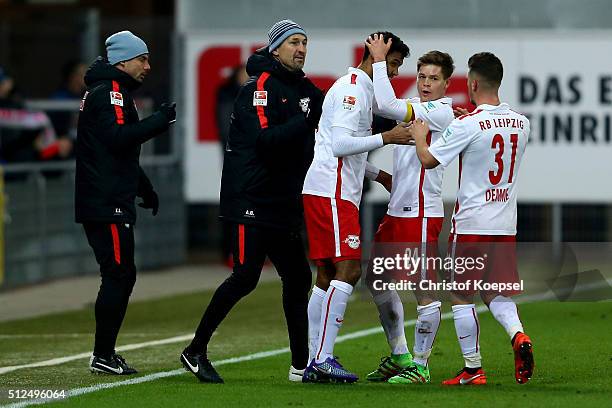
top-left (1, 305), bottom-right (489, 408)
top-left (0, 334), bottom-right (193, 375)
top-left (2, 283), bottom-right (605, 407)
top-left (0, 333), bottom-right (164, 339)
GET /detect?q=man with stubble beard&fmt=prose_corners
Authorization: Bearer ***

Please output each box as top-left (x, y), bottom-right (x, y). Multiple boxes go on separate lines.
top-left (181, 20), bottom-right (323, 384)
top-left (76, 30), bottom-right (176, 375)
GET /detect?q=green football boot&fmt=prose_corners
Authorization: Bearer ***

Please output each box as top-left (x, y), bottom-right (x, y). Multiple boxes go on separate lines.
top-left (366, 353), bottom-right (413, 382)
top-left (388, 363), bottom-right (430, 384)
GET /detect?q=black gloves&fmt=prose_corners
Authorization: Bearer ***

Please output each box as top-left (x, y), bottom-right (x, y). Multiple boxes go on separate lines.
top-left (138, 189), bottom-right (159, 216)
top-left (159, 102), bottom-right (177, 123)
top-left (305, 93), bottom-right (323, 130)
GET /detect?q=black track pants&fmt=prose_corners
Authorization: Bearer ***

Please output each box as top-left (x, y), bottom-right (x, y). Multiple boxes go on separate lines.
top-left (188, 223), bottom-right (312, 369)
top-left (83, 222), bottom-right (136, 358)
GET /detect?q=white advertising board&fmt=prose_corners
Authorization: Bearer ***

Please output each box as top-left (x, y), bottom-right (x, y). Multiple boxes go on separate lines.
top-left (184, 30), bottom-right (612, 204)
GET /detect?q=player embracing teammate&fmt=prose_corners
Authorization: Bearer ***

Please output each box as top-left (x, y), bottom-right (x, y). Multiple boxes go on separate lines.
top-left (362, 35), bottom-right (455, 385)
top-left (411, 52), bottom-right (535, 385)
top-left (301, 31), bottom-right (412, 383)
top-left (300, 31), bottom-right (534, 385)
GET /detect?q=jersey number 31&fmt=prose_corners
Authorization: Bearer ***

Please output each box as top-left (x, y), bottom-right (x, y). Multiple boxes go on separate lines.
top-left (489, 133), bottom-right (518, 185)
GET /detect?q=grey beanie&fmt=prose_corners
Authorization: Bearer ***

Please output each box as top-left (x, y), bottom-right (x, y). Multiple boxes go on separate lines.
top-left (105, 31), bottom-right (149, 65)
top-left (268, 19), bottom-right (306, 52)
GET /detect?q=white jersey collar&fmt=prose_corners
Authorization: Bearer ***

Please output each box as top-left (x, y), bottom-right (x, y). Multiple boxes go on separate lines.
top-left (409, 96), bottom-right (453, 105)
top-left (476, 102), bottom-right (509, 111)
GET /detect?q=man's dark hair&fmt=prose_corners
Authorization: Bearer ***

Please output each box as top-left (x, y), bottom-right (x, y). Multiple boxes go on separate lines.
top-left (61, 60), bottom-right (82, 84)
top-left (362, 31), bottom-right (409, 62)
top-left (417, 51), bottom-right (454, 80)
top-left (468, 52), bottom-right (503, 88)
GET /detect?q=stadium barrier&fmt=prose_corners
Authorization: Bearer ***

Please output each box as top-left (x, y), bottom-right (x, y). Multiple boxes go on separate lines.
top-left (1, 157), bottom-right (185, 290)
top-left (1, 97), bottom-right (184, 290)
top-left (0, 166), bottom-right (4, 286)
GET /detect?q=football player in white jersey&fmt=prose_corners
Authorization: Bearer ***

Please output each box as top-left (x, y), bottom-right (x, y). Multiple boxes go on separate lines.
top-left (362, 35), bottom-right (455, 384)
top-left (411, 52), bottom-right (534, 386)
top-left (301, 31), bottom-right (412, 383)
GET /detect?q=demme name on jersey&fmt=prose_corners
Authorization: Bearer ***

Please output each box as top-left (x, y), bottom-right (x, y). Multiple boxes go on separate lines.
top-left (485, 187), bottom-right (509, 202)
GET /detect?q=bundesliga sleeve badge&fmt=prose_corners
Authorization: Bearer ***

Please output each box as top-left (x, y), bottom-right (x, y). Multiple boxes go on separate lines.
top-left (343, 95), bottom-right (356, 111)
top-left (253, 91), bottom-right (268, 106)
top-left (110, 91), bottom-right (124, 107)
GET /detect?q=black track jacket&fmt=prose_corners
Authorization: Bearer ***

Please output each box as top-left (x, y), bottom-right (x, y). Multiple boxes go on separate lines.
top-left (75, 57), bottom-right (169, 224)
top-left (220, 48), bottom-right (323, 230)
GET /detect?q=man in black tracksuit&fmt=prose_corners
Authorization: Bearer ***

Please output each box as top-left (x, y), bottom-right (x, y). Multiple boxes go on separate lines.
top-left (181, 20), bottom-right (324, 383)
top-left (75, 31), bottom-right (176, 375)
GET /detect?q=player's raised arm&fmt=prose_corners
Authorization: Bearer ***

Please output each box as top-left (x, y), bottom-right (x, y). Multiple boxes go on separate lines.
top-left (366, 34), bottom-right (413, 122)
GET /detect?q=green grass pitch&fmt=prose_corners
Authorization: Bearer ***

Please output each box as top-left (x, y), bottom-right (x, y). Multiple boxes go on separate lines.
top-left (0, 281), bottom-right (611, 407)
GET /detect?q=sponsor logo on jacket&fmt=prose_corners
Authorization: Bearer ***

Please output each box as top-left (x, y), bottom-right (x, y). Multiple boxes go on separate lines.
top-left (80, 91), bottom-right (89, 111)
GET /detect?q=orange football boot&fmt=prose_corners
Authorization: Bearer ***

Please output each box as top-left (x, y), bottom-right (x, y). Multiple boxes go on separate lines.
top-left (442, 368), bottom-right (487, 385)
top-left (512, 332), bottom-right (534, 384)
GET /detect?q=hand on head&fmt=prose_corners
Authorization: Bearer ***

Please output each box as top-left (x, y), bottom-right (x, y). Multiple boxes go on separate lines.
top-left (365, 33), bottom-right (392, 63)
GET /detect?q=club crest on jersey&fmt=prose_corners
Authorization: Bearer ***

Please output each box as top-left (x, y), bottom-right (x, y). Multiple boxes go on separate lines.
top-left (299, 97), bottom-right (310, 113)
top-left (344, 234), bottom-right (360, 249)
top-left (110, 91), bottom-right (123, 107)
top-left (253, 91), bottom-right (268, 106)
top-left (343, 95), bottom-right (356, 110)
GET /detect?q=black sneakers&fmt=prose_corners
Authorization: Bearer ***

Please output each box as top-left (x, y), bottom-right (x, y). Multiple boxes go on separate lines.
top-left (180, 348), bottom-right (224, 383)
top-left (89, 353), bottom-right (138, 375)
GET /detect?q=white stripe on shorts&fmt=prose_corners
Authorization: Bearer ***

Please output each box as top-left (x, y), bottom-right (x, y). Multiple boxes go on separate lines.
top-left (330, 198), bottom-right (341, 257)
top-left (450, 233), bottom-right (458, 283)
top-left (421, 217), bottom-right (428, 281)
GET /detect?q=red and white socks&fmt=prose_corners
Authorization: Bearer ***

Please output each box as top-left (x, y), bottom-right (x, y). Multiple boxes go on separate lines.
top-left (372, 290), bottom-right (408, 355)
top-left (488, 295), bottom-right (524, 339)
top-left (307, 285), bottom-right (326, 362)
top-left (314, 280), bottom-right (353, 364)
top-left (452, 304), bottom-right (482, 368)
top-left (413, 300), bottom-right (442, 366)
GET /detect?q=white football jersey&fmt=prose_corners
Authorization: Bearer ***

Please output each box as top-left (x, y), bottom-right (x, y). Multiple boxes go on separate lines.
top-left (303, 67), bottom-right (375, 207)
top-left (387, 97), bottom-right (454, 218)
top-left (429, 103), bottom-right (530, 235)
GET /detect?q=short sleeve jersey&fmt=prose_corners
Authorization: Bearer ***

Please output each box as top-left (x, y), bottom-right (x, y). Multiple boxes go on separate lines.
top-left (302, 67), bottom-right (374, 207)
top-left (429, 103), bottom-right (530, 235)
